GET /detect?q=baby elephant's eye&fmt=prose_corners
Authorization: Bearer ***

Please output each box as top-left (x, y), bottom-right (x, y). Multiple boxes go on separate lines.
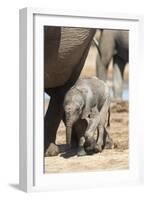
top-left (76, 108), bottom-right (80, 112)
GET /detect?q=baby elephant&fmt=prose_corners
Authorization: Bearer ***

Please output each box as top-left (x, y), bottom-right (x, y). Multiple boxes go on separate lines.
top-left (63, 76), bottom-right (112, 156)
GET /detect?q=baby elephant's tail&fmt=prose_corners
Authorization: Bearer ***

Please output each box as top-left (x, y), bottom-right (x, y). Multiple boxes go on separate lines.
top-left (107, 108), bottom-right (110, 127)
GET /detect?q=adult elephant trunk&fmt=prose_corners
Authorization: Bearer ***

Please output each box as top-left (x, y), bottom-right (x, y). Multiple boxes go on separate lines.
top-left (66, 126), bottom-right (72, 145)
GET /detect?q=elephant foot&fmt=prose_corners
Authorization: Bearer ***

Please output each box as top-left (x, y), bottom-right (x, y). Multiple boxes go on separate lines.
top-left (84, 138), bottom-right (97, 155)
top-left (105, 140), bottom-right (113, 149)
top-left (104, 135), bottom-right (114, 149)
top-left (84, 138), bottom-right (104, 154)
top-left (94, 144), bottom-right (103, 153)
top-left (45, 143), bottom-right (59, 157)
top-left (77, 147), bottom-right (87, 156)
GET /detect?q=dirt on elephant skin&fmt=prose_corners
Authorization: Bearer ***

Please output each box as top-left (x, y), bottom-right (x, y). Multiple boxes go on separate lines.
top-left (44, 101), bottom-right (129, 173)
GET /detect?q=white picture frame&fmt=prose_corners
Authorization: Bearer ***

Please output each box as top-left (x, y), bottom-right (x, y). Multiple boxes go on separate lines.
top-left (19, 7), bottom-right (144, 192)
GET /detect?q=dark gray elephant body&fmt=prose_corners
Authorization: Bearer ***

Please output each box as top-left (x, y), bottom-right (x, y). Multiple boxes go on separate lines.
top-left (63, 77), bottom-right (112, 156)
top-left (44, 27), bottom-right (96, 88)
top-left (95, 30), bottom-right (129, 99)
top-left (44, 27), bottom-right (96, 156)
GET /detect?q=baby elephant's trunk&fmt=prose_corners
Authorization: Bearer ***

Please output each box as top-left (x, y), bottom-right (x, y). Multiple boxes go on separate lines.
top-left (66, 126), bottom-right (72, 145)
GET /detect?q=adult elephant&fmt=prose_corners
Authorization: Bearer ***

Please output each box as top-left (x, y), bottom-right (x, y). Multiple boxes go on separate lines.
top-left (44, 26), bottom-right (96, 156)
top-left (94, 30), bottom-right (129, 99)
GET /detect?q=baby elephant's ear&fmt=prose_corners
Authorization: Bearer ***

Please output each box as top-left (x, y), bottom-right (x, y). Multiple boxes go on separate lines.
top-left (80, 117), bottom-right (89, 128)
top-left (81, 106), bottom-right (90, 120)
top-left (81, 112), bottom-right (90, 124)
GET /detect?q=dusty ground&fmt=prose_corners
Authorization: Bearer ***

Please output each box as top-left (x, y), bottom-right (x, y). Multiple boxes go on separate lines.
top-left (44, 101), bottom-right (129, 173)
top-left (44, 41), bottom-right (129, 173)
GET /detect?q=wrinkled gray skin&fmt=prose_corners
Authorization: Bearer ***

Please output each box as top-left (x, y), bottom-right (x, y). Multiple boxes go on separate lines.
top-left (44, 27), bottom-right (96, 156)
top-left (94, 30), bottom-right (129, 100)
top-left (63, 77), bottom-right (112, 156)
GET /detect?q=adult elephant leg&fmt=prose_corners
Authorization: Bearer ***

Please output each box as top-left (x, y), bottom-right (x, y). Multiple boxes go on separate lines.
top-left (44, 95), bottom-right (64, 156)
top-left (44, 29), bottom-right (95, 156)
top-left (96, 52), bottom-right (107, 81)
top-left (113, 56), bottom-right (125, 100)
top-left (96, 30), bottom-right (115, 81)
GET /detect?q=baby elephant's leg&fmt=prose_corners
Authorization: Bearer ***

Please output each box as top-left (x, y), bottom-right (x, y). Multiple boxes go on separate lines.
top-left (84, 107), bottom-right (100, 154)
top-left (95, 127), bottom-right (113, 152)
top-left (84, 106), bottom-right (100, 141)
top-left (84, 137), bottom-right (97, 155)
top-left (104, 128), bottom-right (113, 149)
top-left (77, 136), bottom-right (87, 156)
top-left (73, 119), bottom-right (87, 156)
top-left (95, 124), bottom-right (105, 152)
top-left (95, 96), bottom-right (111, 152)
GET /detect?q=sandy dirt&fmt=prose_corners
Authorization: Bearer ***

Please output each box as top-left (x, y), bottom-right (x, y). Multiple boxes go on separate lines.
top-left (44, 42), bottom-right (129, 173)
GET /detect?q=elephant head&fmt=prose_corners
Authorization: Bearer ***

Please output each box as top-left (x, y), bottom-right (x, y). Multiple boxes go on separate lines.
top-left (63, 90), bottom-right (85, 145)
